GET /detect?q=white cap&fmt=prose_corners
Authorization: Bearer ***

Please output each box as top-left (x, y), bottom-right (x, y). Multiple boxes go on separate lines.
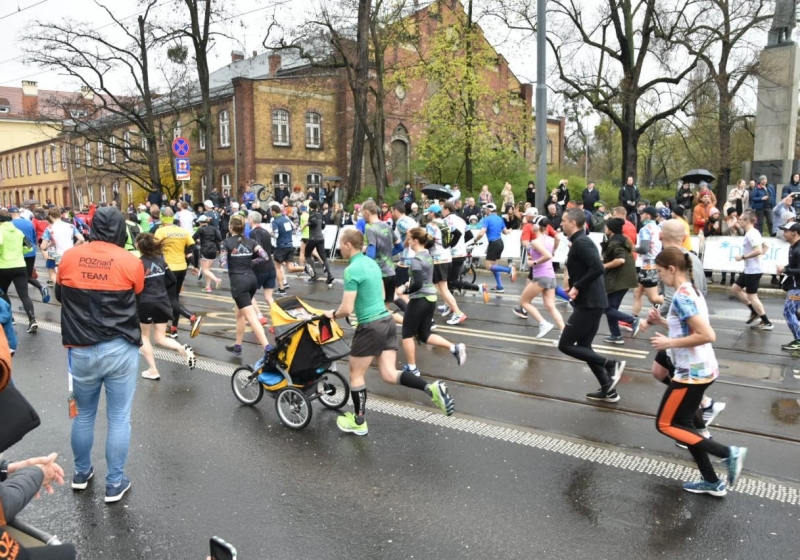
top-left (524, 207), bottom-right (538, 217)
top-left (204, 200), bottom-right (213, 208)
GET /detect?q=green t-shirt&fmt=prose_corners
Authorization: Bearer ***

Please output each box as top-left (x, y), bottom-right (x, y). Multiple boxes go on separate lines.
top-left (365, 221), bottom-right (397, 277)
top-left (344, 252), bottom-right (391, 325)
top-left (0, 222), bottom-right (26, 269)
top-left (138, 212), bottom-right (151, 232)
top-left (300, 212), bottom-right (309, 240)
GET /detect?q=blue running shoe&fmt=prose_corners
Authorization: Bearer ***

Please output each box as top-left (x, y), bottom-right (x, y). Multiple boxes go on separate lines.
top-left (402, 364), bottom-right (421, 376)
top-left (72, 467), bottom-right (94, 490)
top-left (105, 476), bottom-right (131, 503)
top-left (725, 446), bottom-right (747, 486)
top-left (40, 286), bottom-right (51, 304)
top-left (683, 479), bottom-right (727, 497)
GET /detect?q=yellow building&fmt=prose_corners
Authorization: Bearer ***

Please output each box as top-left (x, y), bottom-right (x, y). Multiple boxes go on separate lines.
top-left (0, 138), bottom-right (71, 207)
top-left (0, 81), bottom-right (72, 152)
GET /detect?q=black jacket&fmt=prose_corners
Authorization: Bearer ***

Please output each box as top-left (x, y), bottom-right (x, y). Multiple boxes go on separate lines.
top-left (582, 188), bottom-right (601, 209)
top-left (566, 230), bottom-right (608, 309)
top-left (782, 240), bottom-right (800, 291)
top-left (618, 184), bottom-right (640, 214)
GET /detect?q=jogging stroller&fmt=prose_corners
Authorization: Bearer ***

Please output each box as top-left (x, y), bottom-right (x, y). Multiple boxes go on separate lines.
top-left (230, 296), bottom-right (351, 429)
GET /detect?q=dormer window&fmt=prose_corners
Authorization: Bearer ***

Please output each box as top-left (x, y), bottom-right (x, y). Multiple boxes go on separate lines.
top-left (0, 107), bottom-right (9, 114)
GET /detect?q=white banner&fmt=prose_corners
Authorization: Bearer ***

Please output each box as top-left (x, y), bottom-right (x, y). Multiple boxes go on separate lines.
top-left (470, 230), bottom-right (522, 260)
top-left (701, 236), bottom-right (789, 274)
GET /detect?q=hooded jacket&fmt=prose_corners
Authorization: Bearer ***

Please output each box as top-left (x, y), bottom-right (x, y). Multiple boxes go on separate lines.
top-left (55, 207), bottom-right (145, 347)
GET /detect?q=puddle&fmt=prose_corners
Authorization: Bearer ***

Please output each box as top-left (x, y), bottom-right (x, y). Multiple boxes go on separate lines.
top-left (770, 398), bottom-right (800, 424)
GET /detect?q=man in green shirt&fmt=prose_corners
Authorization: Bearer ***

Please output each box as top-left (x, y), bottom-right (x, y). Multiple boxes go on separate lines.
top-left (324, 229), bottom-right (454, 435)
top-left (137, 204), bottom-right (151, 232)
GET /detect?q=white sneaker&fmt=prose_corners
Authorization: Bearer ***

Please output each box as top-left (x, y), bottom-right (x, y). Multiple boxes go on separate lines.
top-left (536, 320), bottom-right (554, 339)
top-left (440, 306), bottom-right (452, 317)
top-left (141, 369), bottom-right (160, 380)
top-left (446, 313), bottom-right (467, 325)
top-left (451, 342), bottom-right (467, 366)
top-left (183, 344), bottom-right (196, 370)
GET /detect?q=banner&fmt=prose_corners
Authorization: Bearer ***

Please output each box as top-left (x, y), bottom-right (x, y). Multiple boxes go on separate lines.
top-left (701, 235), bottom-right (789, 274)
top-left (470, 230), bottom-right (522, 260)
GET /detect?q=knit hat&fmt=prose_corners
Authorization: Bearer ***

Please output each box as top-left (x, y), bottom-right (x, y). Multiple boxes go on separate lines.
top-left (672, 205), bottom-right (685, 218)
top-left (606, 217), bottom-right (624, 235)
top-left (641, 206), bottom-right (658, 218)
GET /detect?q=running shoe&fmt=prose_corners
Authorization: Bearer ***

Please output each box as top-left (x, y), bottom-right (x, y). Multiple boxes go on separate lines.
top-left (750, 322), bottom-right (773, 331)
top-left (183, 345), bottom-right (196, 370)
top-left (275, 289), bottom-right (287, 297)
top-left (258, 316), bottom-right (268, 326)
top-left (430, 319), bottom-right (437, 331)
top-left (603, 335), bottom-right (624, 345)
top-left (510, 265), bottom-right (518, 283)
top-left (512, 307), bottom-right (528, 319)
top-left (190, 315), bottom-right (203, 338)
top-left (429, 380), bottom-right (455, 416)
top-left (306, 276), bottom-right (319, 283)
top-left (283, 282), bottom-right (291, 289)
top-left (451, 343), bottom-right (467, 366)
top-left (725, 446), bottom-right (747, 486)
top-left (682, 479), bottom-right (726, 497)
top-left (168, 326), bottom-right (179, 339)
top-left (537, 320), bottom-right (554, 339)
top-left (631, 317), bottom-right (641, 338)
top-left (402, 364), bottom-right (421, 376)
top-left (619, 321), bottom-right (633, 332)
top-left (26, 320), bottom-right (38, 334)
top-left (479, 283), bottom-right (490, 304)
top-left (326, 276), bottom-right (335, 285)
top-left (203, 287), bottom-right (213, 293)
top-left (606, 360), bottom-right (626, 392)
top-left (46, 280), bottom-right (54, 287)
top-left (446, 313), bottom-right (467, 325)
top-left (304, 263), bottom-right (314, 277)
top-left (745, 311), bottom-right (759, 325)
top-left (197, 270), bottom-right (204, 282)
top-left (215, 278), bottom-right (222, 289)
top-left (490, 287), bottom-right (505, 293)
top-left (782, 339), bottom-right (800, 351)
top-left (337, 412), bottom-right (368, 435)
top-left (141, 369), bottom-right (161, 380)
top-left (105, 476), bottom-right (132, 503)
top-left (440, 306), bottom-right (452, 317)
top-left (40, 286), bottom-right (50, 304)
top-left (586, 389), bottom-right (620, 403)
top-left (72, 467), bottom-right (94, 490)
top-left (701, 400), bottom-right (726, 426)
top-left (225, 343), bottom-right (242, 357)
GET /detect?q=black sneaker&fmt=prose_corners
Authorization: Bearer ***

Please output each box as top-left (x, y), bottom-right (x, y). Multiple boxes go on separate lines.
top-left (275, 289), bottom-right (287, 297)
top-left (586, 389), bottom-right (620, 403)
top-left (27, 320), bottom-right (38, 334)
top-left (512, 307), bottom-right (528, 319)
top-left (225, 343), bottom-right (242, 357)
top-left (745, 311), bottom-right (759, 325)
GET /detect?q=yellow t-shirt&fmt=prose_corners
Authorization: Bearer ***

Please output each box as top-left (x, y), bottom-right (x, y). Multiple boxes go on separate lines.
top-left (681, 219), bottom-right (693, 252)
top-left (155, 224), bottom-right (194, 271)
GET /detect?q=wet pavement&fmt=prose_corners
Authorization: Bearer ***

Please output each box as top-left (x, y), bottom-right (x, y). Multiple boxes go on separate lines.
top-left (4, 263), bottom-right (800, 559)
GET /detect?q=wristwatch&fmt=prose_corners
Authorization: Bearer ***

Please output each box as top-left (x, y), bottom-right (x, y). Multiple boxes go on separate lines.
top-left (0, 459), bottom-right (9, 482)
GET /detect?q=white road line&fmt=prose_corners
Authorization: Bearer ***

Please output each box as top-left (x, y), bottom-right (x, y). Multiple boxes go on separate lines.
top-left (21, 314), bottom-right (800, 505)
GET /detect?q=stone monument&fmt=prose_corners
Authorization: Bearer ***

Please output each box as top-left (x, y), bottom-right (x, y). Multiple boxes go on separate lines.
top-left (746, 0), bottom-right (800, 186)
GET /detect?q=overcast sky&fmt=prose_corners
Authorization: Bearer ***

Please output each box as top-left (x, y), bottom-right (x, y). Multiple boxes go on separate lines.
top-left (0, 0), bottom-right (538, 93)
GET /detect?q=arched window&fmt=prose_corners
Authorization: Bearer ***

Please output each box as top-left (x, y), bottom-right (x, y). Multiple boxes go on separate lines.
top-left (272, 110), bottom-right (289, 146)
top-left (97, 141), bottom-right (104, 165)
top-left (43, 148), bottom-right (50, 173)
top-left (110, 136), bottom-right (117, 163)
top-left (85, 142), bottom-right (92, 166)
top-left (35, 150), bottom-right (41, 174)
top-left (219, 110), bottom-right (230, 147)
top-left (13, 155), bottom-right (18, 177)
top-left (307, 172), bottom-right (322, 188)
top-left (126, 181), bottom-right (133, 205)
top-left (87, 185), bottom-right (94, 203)
top-left (305, 112), bottom-right (321, 148)
top-left (26, 153), bottom-right (32, 175)
top-left (123, 132), bottom-right (131, 161)
top-left (100, 184), bottom-right (107, 203)
top-left (74, 146), bottom-right (80, 168)
top-left (273, 172), bottom-right (290, 187)
top-left (199, 127), bottom-right (206, 150)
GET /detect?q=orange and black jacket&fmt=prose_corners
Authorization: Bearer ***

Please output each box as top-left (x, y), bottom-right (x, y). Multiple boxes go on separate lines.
top-left (55, 207), bottom-right (145, 347)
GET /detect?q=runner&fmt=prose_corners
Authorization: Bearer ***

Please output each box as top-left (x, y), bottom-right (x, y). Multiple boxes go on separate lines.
top-left (192, 215), bottom-right (222, 293)
top-left (248, 211), bottom-right (276, 324)
top-left (425, 204), bottom-right (467, 324)
top-left (778, 222), bottom-right (800, 350)
top-left (399, 227), bottom-right (467, 374)
top-left (304, 200), bottom-right (334, 284)
top-left (135, 233), bottom-right (196, 380)
top-left (360, 201), bottom-right (405, 321)
top-left (442, 202), bottom-right (489, 305)
top-left (41, 207), bottom-right (84, 287)
top-left (9, 206), bottom-right (49, 303)
top-left (512, 215), bottom-right (565, 338)
top-left (390, 201), bottom-right (417, 311)
top-left (470, 202), bottom-right (517, 293)
top-left (269, 203), bottom-right (294, 296)
top-left (153, 208), bottom-right (203, 339)
top-left (220, 214), bottom-right (271, 357)
top-left (731, 210), bottom-right (773, 330)
top-left (646, 247), bottom-right (747, 496)
top-left (323, 229), bottom-right (454, 436)
top-left (0, 210), bottom-right (39, 333)
top-left (631, 206), bottom-right (663, 323)
top-left (557, 208), bottom-right (625, 402)
top-left (601, 218), bottom-right (639, 345)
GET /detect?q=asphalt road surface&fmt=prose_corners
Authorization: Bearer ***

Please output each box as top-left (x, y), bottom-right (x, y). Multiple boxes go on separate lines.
top-left (5, 263), bottom-right (800, 559)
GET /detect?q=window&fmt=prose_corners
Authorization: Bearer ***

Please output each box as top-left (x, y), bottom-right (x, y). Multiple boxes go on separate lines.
top-left (199, 127), bottom-right (206, 150)
top-left (17, 155), bottom-right (22, 176)
top-left (5, 157), bottom-right (9, 178)
top-left (85, 142), bottom-right (92, 167)
top-left (100, 184), bottom-right (107, 203)
top-left (140, 134), bottom-right (147, 152)
top-left (76, 187), bottom-right (83, 203)
top-left (273, 172), bottom-right (290, 186)
top-left (74, 146), bottom-right (80, 168)
top-left (123, 132), bottom-right (131, 161)
top-left (97, 141), bottom-right (104, 165)
top-left (26, 153), bottom-right (32, 175)
top-left (219, 110), bottom-right (230, 147)
top-left (35, 151), bottom-right (41, 174)
top-left (221, 173), bottom-right (231, 191)
top-left (272, 110), bottom-right (289, 146)
top-left (87, 185), bottom-right (94, 203)
top-left (43, 148), bottom-right (50, 173)
top-left (200, 176), bottom-right (207, 198)
top-left (61, 146), bottom-right (67, 169)
top-left (110, 136), bottom-right (117, 163)
top-left (0, 159), bottom-right (3, 180)
top-left (307, 172), bottom-right (322, 188)
top-left (305, 113), bottom-right (321, 148)
top-left (173, 120), bottom-right (182, 139)
top-left (126, 181), bottom-right (133, 204)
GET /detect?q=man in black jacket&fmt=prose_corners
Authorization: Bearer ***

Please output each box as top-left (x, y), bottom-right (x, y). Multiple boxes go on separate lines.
top-left (618, 176), bottom-right (640, 219)
top-left (777, 223), bottom-right (800, 350)
top-left (557, 208), bottom-right (626, 402)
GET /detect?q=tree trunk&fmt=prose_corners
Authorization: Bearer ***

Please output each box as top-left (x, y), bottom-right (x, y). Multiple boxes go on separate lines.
top-left (347, 0), bottom-right (371, 202)
top-left (717, 90), bottom-right (733, 208)
top-left (138, 15), bottom-right (162, 193)
top-left (464, 0), bottom-right (475, 192)
top-left (186, 0), bottom-right (214, 202)
top-left (368, 12), bottom-right (388, 201)
top-left (621, 110), bottom-right (639, 182)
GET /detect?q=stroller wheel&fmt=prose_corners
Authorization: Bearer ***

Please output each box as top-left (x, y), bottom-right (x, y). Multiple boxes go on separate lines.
top-left (275, 387), bottom-right (312, 429)
top-left (231, 366), bottom-right (264, 406)
top-left (318, 370), bottom-right (350, 410)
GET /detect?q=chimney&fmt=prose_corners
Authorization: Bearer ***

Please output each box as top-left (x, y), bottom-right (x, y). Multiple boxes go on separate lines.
top-left (80, 85), bottom-right (94, 101)
top-left (21, 80), bottom-right (38, 113)
top-left (520, 83), bottom-right (533, 107)
top-left (21, 80), bottom-right (38, 97)
top-left (252, 50), bottom-right (258, 57)
top-left (268, 53), bottom-right (282, 75)
top-left (231, 49), bottom-right (245, 62)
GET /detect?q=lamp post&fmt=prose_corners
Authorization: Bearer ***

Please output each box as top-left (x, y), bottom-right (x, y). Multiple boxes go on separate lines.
top-left (534, 0), bottom-right (547, 213)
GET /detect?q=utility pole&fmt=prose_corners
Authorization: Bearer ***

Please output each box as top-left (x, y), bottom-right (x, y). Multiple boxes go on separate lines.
top-left (534, 0), bottom-right (547, 213)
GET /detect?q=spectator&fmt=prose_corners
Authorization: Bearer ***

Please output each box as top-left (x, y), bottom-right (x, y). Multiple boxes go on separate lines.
top-left (479, 185), bottom-right (493, 206)
top-left (675, 182), bottom-right (693, 210)
top-left (56, 207), bottom-right (145, 503)
top-left (545, 202), bottom-right (562, 232)
top-left (554, 180), bottom-right (570, 209)
top-left (582, 181), bottom-right (601, 209)
top-left (242, 184), bottom-right (256, 209)
top-left (175, 201), bottom-right (195, 232)
top-left (147, 189), bottom-right (162, 207)
top-left (273, 183), bottom-right (289, 205)
top-left (728, 179), bottom-right (750, 216)
top-left (618, 176), bottom-right (640, 218)
top-left (379, 202), bottom-right (393, 224)
top-left (503, 205), bottom-right (521, 230)
top-left (501, 182), bottom-right (515, 208)
top-left (525, 181), bottom-right (537, 205)
top-left (210, 187), bottom-right (223, 208)
top-left (331, 202), bottom-right (343, 226)
top-left (693, 189), bottom-right (715, 234)
top-left (400, 182), bottom-right (415, 213)
top-left (750, 176), bottom-right (774, 235)
top-left (774, 194), bottom-right (797, 238)
top-left (462, 197), bottom-right (481, 220)
top-left (781, 172), bottom-right (800, 212)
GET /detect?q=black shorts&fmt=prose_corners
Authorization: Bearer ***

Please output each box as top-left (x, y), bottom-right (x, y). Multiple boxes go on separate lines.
top-left (351, 315), bottom-right (398, 357)
top-left (273, 247), bottom-right (294, 264)
top-left (637, 268), bottom-right (659, 288)
top-left (401, 297), bottom-right (435, 342)
top-left (735, 273), bottom-right (762, 294)
top-left (255, 270), bottom-right (277, 290)
top-left (138, 301), bottom-right (173, 324)
top-left (486, 239), bottom-right (504, 261)
top-left (201, 249), bottom-right (217, 261)
top-left (433, 263), bottom-right (450, 284)
top-left (654, 349), bottom-right (675, 377)
top-left (382, 276), bottom-right (396, 303)
top-left (449, 257), bottom-right (465, 283)
top-left (230, 274), bottom-right (257, 309)
top-left (394, 266), bottom-right (409, 288)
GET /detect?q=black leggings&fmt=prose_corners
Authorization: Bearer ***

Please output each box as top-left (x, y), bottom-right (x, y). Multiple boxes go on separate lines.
top-left (304, 239), bottom-right (331, 278)
top-left (0, 267), bottom-right (35, 321)
top-left (24, 256), bottom-right (43, 291)
top-left (402, 297), bottom-right (435, 342)
top-left (168, 269), bottom-right (194, 328)
top-left (447, 257), bottom-right (479, 292)
top-left (558, 307), bottom-right (610, 388)
top-left (656, 380), bottom-right (730, 483)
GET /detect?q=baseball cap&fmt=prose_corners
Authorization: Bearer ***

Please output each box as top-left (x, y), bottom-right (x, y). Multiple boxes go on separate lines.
top-left (780, 223), bottom-right (800, 232)
top-left (524, 207), bottom-right (538, 217)
top-left (469, 215), bottom-right (478, 222)
top-left (485, 203), bottom-right (497, 211)
top-left (204, 200), bottom-right (213, 208)
top-left (594, 201), bottom-right (606, 208)
top-left (196, 214), bottom-right (209, 223)
top-left (427, 204), bottom-right (442, 214)
top-left (642, 206), bottom-right (658, 218)
top-left (8, 206), bottom-right (19, 213)
top-left (532, 215), bottom-right (548, 228)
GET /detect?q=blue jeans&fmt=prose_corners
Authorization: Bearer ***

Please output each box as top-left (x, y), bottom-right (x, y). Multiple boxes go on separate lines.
top-left (69, 338), bottom-right (139, 485)
top-left (604, 289), bottom-right (634, 337)
top-left (784, 289), bottom-right (800, 340)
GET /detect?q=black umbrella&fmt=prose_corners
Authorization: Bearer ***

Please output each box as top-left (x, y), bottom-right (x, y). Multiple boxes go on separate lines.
top-left (681, 169), bottom-right (716, 184)
top-left (421, 184), bottom-right (451, 200)
top-left (324, 175), bottom-right (343, 182)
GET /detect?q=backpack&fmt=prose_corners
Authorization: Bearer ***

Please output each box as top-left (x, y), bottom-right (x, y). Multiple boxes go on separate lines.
top-left (435, 219), bottom-right (452, 248)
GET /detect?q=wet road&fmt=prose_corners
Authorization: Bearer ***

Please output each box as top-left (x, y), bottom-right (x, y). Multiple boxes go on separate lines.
top-left (5, 263), bottom-right (800, 559)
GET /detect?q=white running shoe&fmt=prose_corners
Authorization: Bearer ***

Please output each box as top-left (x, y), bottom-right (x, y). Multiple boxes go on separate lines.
top-left (701, 401), bottom-right (726, 426)
top-left (446, 313), bottom-right (467, 325)
top-left (536, 320), bottom-right (554, 339)
top-left (451, 342), bottom-right (467, 366)
top-left (183, 344), bottom-right (196, 370)
top-left (141, 369), bottom-right (160, 380)
top-left (440, 306), bottom-right (452, 317)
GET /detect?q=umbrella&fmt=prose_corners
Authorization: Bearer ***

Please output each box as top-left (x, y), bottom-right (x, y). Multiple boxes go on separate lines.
top-left (22, 199), bottom-right (39, 206)
top-left (421, 184), bottom-right (452, 200)
top-left (681, 169), bottom-right (716, 185)
top-left (324, 175), bottom-right (343, 182)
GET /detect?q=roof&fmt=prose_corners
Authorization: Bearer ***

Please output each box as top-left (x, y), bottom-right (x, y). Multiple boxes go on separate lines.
top-left (208, 49), bottom-right (306, 88)
top-left (0, 86), bottom-right (106, 122)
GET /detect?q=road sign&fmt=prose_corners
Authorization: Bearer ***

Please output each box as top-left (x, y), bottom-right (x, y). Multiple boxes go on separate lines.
top-left (172, 136), bottom-right (190, 158)
top-left (175, 157), bottom-right (191, 181)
